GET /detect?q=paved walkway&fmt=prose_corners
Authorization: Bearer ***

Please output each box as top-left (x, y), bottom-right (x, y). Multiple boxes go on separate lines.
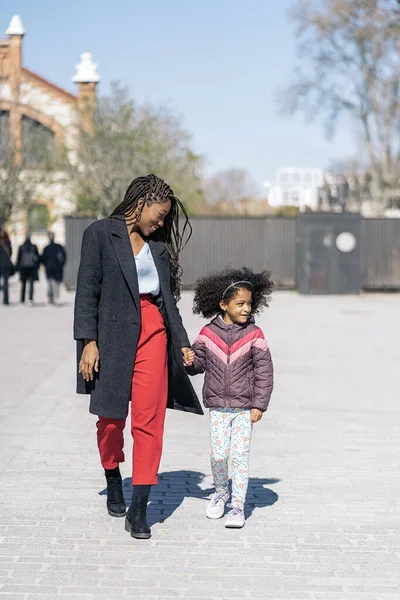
top-left (0, 280), bottom-right (399, 599)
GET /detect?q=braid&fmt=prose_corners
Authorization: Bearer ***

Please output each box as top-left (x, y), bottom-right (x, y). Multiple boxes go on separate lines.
top-left (111, 174), bottom-right (192, 300)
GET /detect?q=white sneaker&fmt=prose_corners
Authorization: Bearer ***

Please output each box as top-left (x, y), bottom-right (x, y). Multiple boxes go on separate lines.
top-left (206, 491), bottom-right (230, 519)
top-left (225, 505), bottom-right (245, 528)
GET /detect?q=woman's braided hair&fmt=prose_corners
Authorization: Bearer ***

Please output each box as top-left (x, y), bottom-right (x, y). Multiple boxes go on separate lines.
top-left (110, 174), bottom-right (191, 300)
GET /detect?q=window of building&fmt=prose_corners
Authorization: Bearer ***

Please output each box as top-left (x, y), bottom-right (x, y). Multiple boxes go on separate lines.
top-left (291, 191), bottom-right (299, 204)
top-left (280, 172), bottom-right (289, 184)
top-left (22, 116), bottom-right (55, 166)
top-left (0, 110), bottom-right (9, 162)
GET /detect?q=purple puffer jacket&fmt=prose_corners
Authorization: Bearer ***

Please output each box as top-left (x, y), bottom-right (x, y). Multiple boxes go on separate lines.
top-left (187, 315), bottom-right (273, 412)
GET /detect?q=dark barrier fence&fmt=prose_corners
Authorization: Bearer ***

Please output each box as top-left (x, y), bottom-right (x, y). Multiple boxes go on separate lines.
top-left (64, 216), bottom-right (96, 290)
top-left (179, 217), bottom-right (296, 289)
top-left (64, 215), bottom-right (400, 293)
top-left (361, 218), bottom-right (400, 290)
top-left (296, 213), bottom-right (362, 294)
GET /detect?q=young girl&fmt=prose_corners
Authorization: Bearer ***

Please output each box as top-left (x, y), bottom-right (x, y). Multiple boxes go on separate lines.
top-left (186, 268), bottom-right (274, 528)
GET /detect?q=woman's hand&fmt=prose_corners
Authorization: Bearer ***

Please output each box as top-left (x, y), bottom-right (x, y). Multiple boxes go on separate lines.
top-left (250, 408), bottom-right (263, 423)
top-left (182, 347), bottom-right (195, 367)
top-left (79, 340), bottom-right (100, 382)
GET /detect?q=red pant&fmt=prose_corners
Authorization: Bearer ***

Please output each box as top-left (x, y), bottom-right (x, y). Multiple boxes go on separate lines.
top-left (96, 297), bottom-right (168, 485)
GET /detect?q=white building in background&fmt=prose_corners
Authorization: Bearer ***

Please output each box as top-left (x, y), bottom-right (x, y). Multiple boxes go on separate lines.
top-left (266, 167), bottom-right (325, 211)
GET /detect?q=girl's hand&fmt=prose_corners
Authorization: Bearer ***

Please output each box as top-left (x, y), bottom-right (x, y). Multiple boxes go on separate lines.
top-left (182, 347), bottom-right (195, 366)
top-left (79, 340), bottom-right (99, 382)
top-left (250, 408), bottom-right (263, 423)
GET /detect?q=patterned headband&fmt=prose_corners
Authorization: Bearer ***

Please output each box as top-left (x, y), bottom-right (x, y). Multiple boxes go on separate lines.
top-left (221, 280), bottom-right (253, 300)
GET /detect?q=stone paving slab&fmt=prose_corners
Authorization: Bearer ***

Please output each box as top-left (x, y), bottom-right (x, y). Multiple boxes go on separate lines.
top-left (0, 280), bottom-right (399, 599)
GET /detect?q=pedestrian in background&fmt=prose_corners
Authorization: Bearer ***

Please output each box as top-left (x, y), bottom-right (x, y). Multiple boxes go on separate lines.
top-left (41, 232), bottom-right (67, 305)
top-left (187, 268), bottom-right (274, 529)
top-left (16, 233), bottom-right (40, 306)
top-left (0, 229), bottom-right (14, 306)
top-left (74, 174), bottom-right (203, 540)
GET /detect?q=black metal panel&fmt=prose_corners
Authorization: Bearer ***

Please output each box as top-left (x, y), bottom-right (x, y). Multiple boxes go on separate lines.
top-left (64, 216), bottom-right (97, 290)
top-left (361, 219), bottom-right (400, 289)
top-left (179, 217), bottom-right (296, 289)
top-left (264, 218), bottom-right (296, 288)
top-left (296, 213), bottom-right (362, 294)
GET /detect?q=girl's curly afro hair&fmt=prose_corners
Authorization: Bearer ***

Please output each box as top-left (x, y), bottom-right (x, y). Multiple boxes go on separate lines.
top-left (192, 267), bottom-right (273, 319)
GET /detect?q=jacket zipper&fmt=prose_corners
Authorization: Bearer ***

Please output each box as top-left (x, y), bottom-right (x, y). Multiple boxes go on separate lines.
top-left (224, 330), bottom-right (232, 406)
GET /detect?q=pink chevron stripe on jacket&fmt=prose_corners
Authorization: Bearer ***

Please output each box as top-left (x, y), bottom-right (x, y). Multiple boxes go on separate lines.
top-left (187, 315), bottom-right (273, 412)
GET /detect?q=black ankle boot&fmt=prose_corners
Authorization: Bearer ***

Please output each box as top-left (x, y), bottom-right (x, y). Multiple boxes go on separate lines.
top-left (125, 485), bottom-right (151, 539)
top-left (105, 467), bottom-right (126, 517)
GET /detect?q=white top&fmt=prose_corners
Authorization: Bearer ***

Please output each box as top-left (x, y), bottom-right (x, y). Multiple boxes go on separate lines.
top-left (134, 242), bottom-right (160, 296)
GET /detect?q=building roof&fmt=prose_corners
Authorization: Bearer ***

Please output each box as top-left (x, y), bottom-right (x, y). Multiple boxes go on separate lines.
top-left (22, 68), bottom-right (77, 103)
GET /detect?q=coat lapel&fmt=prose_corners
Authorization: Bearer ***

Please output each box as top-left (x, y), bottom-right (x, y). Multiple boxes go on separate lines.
top-left (109, 217), bottom-right (140, 311)
top-left (148, 238), bottom-right (169, 295)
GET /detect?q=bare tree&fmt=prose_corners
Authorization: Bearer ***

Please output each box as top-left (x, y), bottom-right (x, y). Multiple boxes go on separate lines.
top-left (283, 0), bottom-right (400, 213)
top-left (203, 168), bottom-right (259, 214)
top-left (69, 82), bottom-right (204, 217)
top-left (325, 157), bottom-right (371, 211)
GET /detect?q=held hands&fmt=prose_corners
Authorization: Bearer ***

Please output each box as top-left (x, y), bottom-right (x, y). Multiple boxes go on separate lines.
top-left (180, 350), bottom-right (263, 423)
top-left (79, 340), bottom-right (100, 382)
top-left (79, 344), bottom-right (193, 379)
top-left (251, 408), bottom-right (263, 423)
top-left (182, 347), bottom-right (195, 367)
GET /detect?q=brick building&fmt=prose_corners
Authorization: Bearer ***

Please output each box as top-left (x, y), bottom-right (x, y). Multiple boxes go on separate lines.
top-left (0, 15), bottom-right (100, 250)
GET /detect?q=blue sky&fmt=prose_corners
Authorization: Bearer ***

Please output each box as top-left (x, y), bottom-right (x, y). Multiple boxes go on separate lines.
top-left (1, 0), bottom-right (353, 186)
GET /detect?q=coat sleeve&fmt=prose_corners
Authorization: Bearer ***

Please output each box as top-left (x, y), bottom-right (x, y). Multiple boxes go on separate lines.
top-left (61, 245), bottom-right (67, 266)
top-left (40, 247), bottom-right (47, 267)
top-left (163, 250), bottom-right (191, 348)
top-left (186, 329), bottom-right (207, 376)
top-left (172, 300), bottom-right (191, 348)
top-left (251, 329), bottom-right (274, 412)
top-left (73, 226), bottom-right (102, 341)
top-left (16, 247), bottom-right (22, 271)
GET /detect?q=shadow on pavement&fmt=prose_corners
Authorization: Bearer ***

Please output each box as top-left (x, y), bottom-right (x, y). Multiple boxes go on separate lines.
top-left (245, 477), bottom-right (280, 518)
top-left (99, 470), bottom-right (280, 525)
top-left (0, 300), bottom-right (72, 308)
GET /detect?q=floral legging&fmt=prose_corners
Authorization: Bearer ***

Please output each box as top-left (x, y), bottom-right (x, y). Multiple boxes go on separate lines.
top-left (209, 407), bottom-right (253, 510)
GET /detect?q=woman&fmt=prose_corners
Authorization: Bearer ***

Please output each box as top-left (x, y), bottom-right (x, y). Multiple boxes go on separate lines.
top-left (74, 174), bottom-right (203, 540)
top-left (0, 229), bottom-right (14, 305)
top-left (16, 234), bottom-right (40, 305)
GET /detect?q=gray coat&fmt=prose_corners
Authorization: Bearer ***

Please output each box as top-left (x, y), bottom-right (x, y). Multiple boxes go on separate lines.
top-left (73, 216), bottom-right (203, 420)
